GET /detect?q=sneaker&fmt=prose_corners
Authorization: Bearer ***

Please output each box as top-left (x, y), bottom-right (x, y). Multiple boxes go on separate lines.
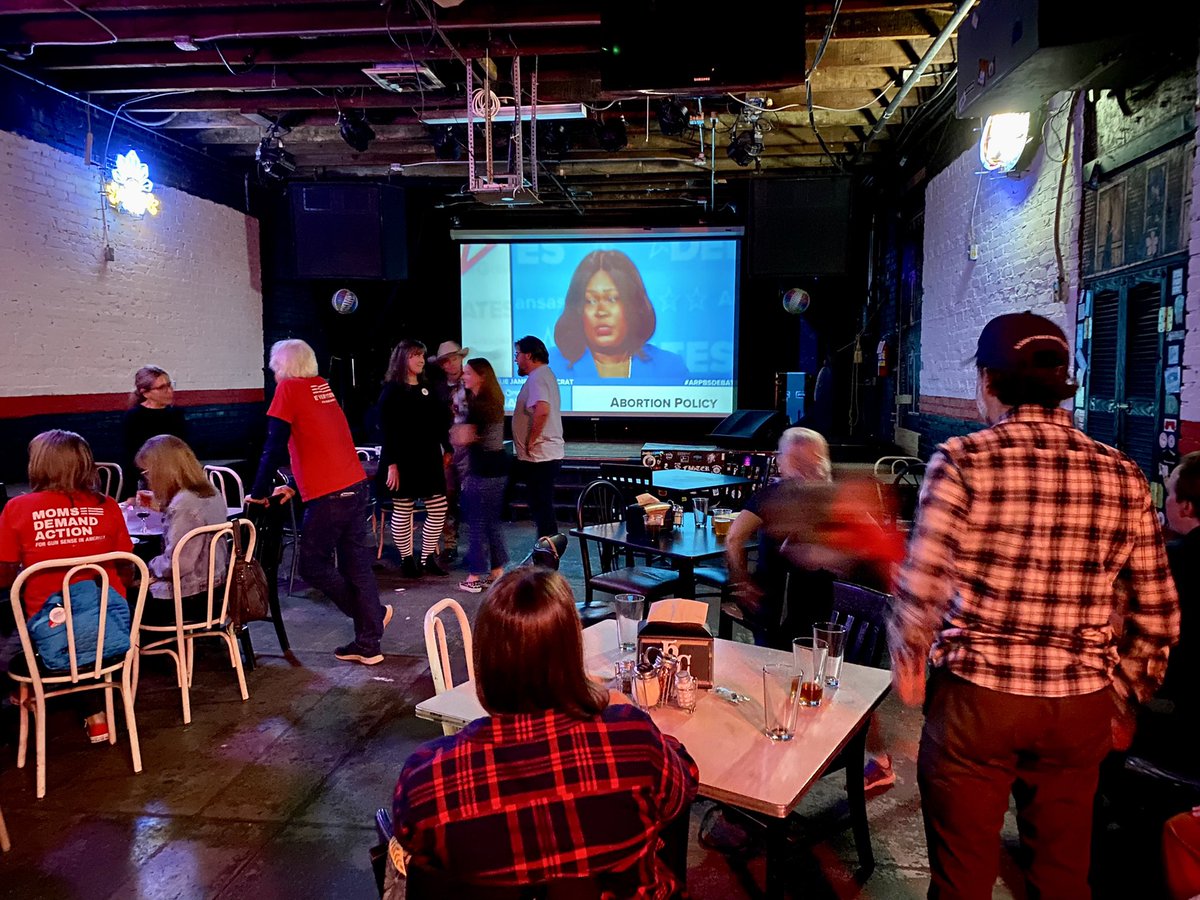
top-left (458, 577), bottom-right (487, 593)
top-left (424, 554), bottom-right (449, 577)
top-left (334, 642), bottom-right (384, 665)
top-left (382, 603), bottom-right (394, 631)
top-left (85, 715), bottom-right (110, 744)
top-left (864, 755), bottom-right (896, 791)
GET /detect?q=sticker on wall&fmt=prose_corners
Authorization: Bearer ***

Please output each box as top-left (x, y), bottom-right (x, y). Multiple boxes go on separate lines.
top-left (1165, 367), bottom-right (1182, 393)
top-left (1166, 395), bottom-right (1180, 415)
top-left (1168, 434), bottom-right (1177, 449)
top-left (1159, 307), bottom-right (1174, 332)
top-left (1164, 419), bottom-right (1177, 433)
top-left (1160, 462), bottom-right (1172, 480)
top-left (1151, 482), bottom-right (1164, 508)
top-left (1073, 409), bottom-right (1087, 430)
top-left (1175, 295), bottom-right (1186, 321)
top-left (1171, 268), bottom-right (1184, 295)
top-left (1085, 317), bottom-right (1093, 339)
top-left (1078, 291), bottom-right (1092, 320)
top-left (1168, 345), bottom-right (1181, 366)
top-left (1168, 329), bottom-right (1185, 342)
top-left (1160, 432), bottom-right (1170, 449)
top-left (1074, 386), bottom-right (1087, 408)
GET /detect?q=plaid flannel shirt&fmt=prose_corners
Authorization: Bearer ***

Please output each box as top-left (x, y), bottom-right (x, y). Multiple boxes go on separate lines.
top-left (890, 406), bottom-right (1179, 707)
top-left (393, 703), bottom-right (698, 898)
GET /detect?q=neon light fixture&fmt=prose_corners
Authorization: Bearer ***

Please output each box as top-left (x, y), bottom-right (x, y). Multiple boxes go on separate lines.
top-left (105, 150), bottom-right (160, 216)
top-left (979, 112), bottom-right (1031, 173)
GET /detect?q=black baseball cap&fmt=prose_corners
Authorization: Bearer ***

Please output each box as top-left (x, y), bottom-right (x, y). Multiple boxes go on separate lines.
top-left (974, 312), bottom-right (1069, 370)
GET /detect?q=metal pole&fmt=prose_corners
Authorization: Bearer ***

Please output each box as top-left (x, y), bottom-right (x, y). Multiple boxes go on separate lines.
top-left (853, 0), bottom-right (974, 161)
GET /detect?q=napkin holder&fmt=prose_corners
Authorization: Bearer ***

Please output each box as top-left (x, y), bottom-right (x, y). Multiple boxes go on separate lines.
top-left (624, 503), bottom-right (649, 542)
top-left (637, 599), bottom-right (714, 688)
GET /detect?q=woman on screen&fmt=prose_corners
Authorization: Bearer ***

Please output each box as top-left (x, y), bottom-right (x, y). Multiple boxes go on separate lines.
top-left (549, 249), bottom-right (691, 384)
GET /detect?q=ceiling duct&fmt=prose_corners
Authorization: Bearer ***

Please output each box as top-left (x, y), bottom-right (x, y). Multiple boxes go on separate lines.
top-left (363, 63), bottom-right (445, 93)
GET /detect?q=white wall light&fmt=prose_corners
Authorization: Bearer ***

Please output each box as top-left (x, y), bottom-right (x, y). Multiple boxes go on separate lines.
top-left (105, 149), bottom-right (160, 217)
top-left (979, 112), bottom-right (1031, 173)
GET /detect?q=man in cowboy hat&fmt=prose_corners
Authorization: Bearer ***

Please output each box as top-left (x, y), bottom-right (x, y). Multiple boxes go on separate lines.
top-left (430, 340), bottom-right (470, 562)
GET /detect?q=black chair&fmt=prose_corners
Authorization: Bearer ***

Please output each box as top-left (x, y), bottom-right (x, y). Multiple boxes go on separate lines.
top-left (598, 462), bottom-right (653, 501)
top-left (575, 480), bottom-right (681, 607)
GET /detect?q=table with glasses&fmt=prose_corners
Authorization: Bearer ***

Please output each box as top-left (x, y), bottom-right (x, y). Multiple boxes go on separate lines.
top-left (570, 515), bottom-right (731, 597)
top-left (415, 619), bottom-right (891, 898)
top-left (650, 468), bottom-right (752, 504)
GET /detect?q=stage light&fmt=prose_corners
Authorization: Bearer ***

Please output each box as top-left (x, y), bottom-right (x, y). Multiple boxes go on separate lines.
top-left (256, 130), bottom-right (295, 182)
top-left (338, 111), bottom-right (376, 152)
top-left (542, 121), bottom-right (571, 159)
top-left (726, 126), bottom-right (763, 167)
top-left (656, 97), bottom-right (689, 136)
top-left (979, 112), bottom-right (1030, 173)
top-left (431, 125), bottom-right (462, 161)
top-left (596, 115), bottom-right (628, 152)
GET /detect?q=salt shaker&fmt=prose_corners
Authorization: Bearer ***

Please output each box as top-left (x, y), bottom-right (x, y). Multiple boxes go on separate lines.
top-left (674, 664), bottom-right (697, 713)
top-left (634, 663), bottom-right (661, 708)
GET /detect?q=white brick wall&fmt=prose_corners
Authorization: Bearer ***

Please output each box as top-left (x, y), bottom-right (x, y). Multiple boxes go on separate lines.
top-left (1182, 40), bottom-right (1200, 435)
top-left (919, 96), bottom-right (1082, 402)
top-left (0, 128), bottom-right (263, 398)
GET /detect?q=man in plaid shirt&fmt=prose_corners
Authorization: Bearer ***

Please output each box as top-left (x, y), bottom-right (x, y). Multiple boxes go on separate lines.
top-left (889, 312), bottom-right (1179, 899)
top-left (393, 569), bottom-right (697, 897)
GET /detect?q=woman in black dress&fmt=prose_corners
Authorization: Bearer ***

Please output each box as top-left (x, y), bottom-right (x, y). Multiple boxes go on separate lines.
top-left (380, 340), bottom-right (451, 577)
top-left (123, 366), bottom-right (187, 498)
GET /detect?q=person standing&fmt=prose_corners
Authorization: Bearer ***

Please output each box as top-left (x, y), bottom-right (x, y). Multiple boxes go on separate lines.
top-left (379, 340), bottom-right (451, 578)
top-left (248, 339), bottom-right (391, 666)
top-left (512, 336), bottom-right (564, 539)
top-left (123, 365), bottom-right (187, 497)
top-left (452, 357), bottom-right (510, 593)
top-left (429, 341), bottom-right (471, 564)
top-left (888, 312), bottom-right (1179, 898)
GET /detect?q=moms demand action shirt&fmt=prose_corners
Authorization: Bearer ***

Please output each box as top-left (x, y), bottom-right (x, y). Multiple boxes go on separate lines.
top-left (267, 376), bottom-right (365, 501)
top-left (0, 491), bottom-right (133, 617)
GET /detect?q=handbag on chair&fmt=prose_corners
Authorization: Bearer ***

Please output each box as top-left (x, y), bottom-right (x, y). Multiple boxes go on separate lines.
top-left (228, 521), bottom-right (270, 629)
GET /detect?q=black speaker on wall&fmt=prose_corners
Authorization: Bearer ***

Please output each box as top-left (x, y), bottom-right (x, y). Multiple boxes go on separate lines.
top-left (709, 409), bottom-right (789, 448)
top-left (289, 183), bottom-right (407, 279)
top-left (749, 177), bottom-right (851, 277)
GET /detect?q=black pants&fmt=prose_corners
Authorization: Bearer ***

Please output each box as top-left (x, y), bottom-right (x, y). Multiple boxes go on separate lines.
top-left (519, 459), bottom-right (561, 539)
top-left (918, 671), bottom-right (1112, 900)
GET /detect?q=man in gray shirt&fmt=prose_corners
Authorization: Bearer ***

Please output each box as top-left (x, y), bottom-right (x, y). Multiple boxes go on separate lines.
top-left (512, 336), bottom-right (564, 538)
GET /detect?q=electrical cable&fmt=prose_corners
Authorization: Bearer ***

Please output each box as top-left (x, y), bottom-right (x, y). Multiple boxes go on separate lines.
top-left (804, 0), bottom-right (846, 171)
top-left (1052, 91), bottom-right (1081, 302)
top-left (213, 42), bottom-right (256, 77)
top-left (23, 0), bottom-right (120, 50)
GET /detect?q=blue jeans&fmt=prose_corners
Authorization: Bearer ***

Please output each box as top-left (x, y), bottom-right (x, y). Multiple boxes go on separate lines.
top-left (464, 474), bottom-right (509, 575)
top-left (299, 480), bottom-right (385, 652)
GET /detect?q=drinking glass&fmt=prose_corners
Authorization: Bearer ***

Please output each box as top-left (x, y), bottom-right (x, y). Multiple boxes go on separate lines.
top-left (814, 622), bottom-right (848, 687)
top-left (762, 663), bottom-right (801, 741)
top-left (711, 508), bottom-right (734, 537)
top-left (792, 637), bottom-right (829, 707)
top-left (613, 594), bottom-right (645, 654)
top-left (691, 497), bottom-right (709, 528)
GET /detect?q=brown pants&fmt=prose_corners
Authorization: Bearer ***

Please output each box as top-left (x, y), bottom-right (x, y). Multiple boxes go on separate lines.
top-left (918, 671), bottom-right (1112, 900)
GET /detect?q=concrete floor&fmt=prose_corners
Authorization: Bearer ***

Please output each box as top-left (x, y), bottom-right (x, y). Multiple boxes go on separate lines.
top-left (0, 519), bottom-right (1132, 899)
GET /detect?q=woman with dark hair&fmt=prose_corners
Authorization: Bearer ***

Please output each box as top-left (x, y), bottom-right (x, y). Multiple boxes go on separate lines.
top-left (451, 357), bottom-right (510, 592)
top-left (122, 365), bottom-right (187, 498)
top-left (393, 568), bottom-right (698, 895)
top-left (548, 249), bottom-right (690, 384)
top-left (379, 340), bottom-right (452, 578)
top-left (0, 430), bottom-right (135, 743)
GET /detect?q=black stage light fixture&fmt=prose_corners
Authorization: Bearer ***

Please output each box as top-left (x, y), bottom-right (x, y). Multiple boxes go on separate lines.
top-left (727, 125), bottom-right (763, 167)
top-left (256, 130), bottom-right (295, 182)
top-left (596, 115), bottom-right (628, 151)
top-left (337, 111), bottom-right (376, 152)
top-left (656, 97), bottom-right (689, 136)
top-left (542, 121), bottom-right (571, 159)
top-left (431, 125), bottom-right (462, 161)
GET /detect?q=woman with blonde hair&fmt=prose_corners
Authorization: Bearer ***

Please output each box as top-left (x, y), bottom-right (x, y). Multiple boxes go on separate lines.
top-left (0, 430), bottom-right (134, 743)
top-left (393, 568), bottom-right (697, 895)
top-left (134, 435), bottom-right (230, 622)
top-left (122, 365), bottom-right (187, 497)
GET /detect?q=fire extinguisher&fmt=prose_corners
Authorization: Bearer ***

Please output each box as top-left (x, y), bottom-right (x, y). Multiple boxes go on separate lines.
top-left (877, 337), bottom-right (891, 377)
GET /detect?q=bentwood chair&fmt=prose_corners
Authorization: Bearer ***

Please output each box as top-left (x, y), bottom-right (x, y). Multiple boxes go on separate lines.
top-left (423, 598), bottom-right (474, 736)
top-left (10, 552), bottom-right (150, 798)
top-left (0, 801), bottom-right (9, 852)
top-left (203, 465), bottom-right (246, 519)
top-left (135, 520), bottom-right (250, 725)
top-left (575, 480), bottom-right (681, 608)
top-left (94, 462), bottom-right (124, 500)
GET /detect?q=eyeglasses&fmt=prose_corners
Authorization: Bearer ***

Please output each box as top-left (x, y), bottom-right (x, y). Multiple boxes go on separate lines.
top-left (149, 380), bottom-right (174, 391)
top-left (583, 290), bottom-right (621, 309)
top-left (514, 350), bottom-right (528, 361)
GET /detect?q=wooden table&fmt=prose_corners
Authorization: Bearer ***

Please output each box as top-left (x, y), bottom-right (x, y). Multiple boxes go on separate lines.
top-left (570, 517), bottom-right (728, 596)
top-left (415, 620), bottom-right (891, 898)
top-left (650, 468), bottom-right (752, 504)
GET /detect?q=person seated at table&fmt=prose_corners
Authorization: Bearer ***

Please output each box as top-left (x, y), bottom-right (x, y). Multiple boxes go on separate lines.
top-left (134, 435), bottom-right (230, 625)
top-left (392, 568), bottom-right (698, 897)
top-left (726, 427), bottom-right (836, 648)
top-left (0, 430), bottom-right (134, 744)
top-left (123, 365), bottom-right (187, 498)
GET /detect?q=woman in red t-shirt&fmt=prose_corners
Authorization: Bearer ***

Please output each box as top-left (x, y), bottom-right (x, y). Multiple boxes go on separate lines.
top-left (0, 430), bottom-right (135, 743)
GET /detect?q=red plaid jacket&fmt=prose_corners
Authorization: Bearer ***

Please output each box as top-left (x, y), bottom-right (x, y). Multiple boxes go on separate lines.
top-left (393, 703), bottom-right (698, 897)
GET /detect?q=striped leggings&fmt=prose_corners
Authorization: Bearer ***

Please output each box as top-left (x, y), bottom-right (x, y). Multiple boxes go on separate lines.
top-left (390, 495), bottom-right (448, 559)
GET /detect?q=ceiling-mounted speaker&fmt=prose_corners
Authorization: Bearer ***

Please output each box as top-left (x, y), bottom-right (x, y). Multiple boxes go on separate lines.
top-left (289, 184), bottom-right (407, 280)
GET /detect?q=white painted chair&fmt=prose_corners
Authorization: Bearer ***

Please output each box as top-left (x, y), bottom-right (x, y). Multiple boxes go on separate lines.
top-left (203, 465), bottom-right (246, 519)
top-left (0, 802), bottom-right (8, 852)
top-left (423, 598), bottom-right (474, 736)
top-left (355, 446), bottom-right (380, 463)
top-left (94, 462), bottom-right (124, 500)
top-left (9, 552), bottom-right (150, 799)
top-left (135, 520), bottom-right (250, 725)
